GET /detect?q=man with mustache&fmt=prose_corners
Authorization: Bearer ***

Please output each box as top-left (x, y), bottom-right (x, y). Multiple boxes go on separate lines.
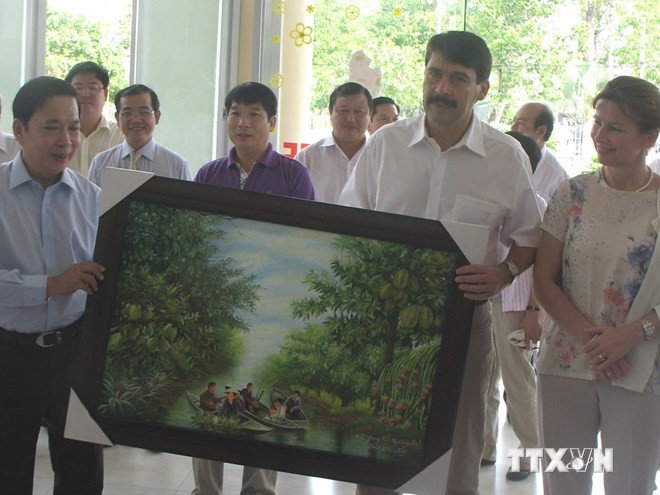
top-left (340, 31), bottom-right (542, 495)
top-left (296, 82), bottom-right (372, 203)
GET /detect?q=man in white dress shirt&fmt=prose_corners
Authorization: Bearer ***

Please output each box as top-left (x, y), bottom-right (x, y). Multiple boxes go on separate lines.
top-left (65, 62), bottom-right (124, 175)
top-left (340, 31), bottom-right (542, 495)
top-left (511, 102), bottom-right (569, 201)
top-left (0, 95), bottom-right (21, 163)
top-left (368, 96), bottom-right (400, 134)
top-left (295, 82), bottom-right (372, 203)
top-left (88, 84), bottom-right (191, 186)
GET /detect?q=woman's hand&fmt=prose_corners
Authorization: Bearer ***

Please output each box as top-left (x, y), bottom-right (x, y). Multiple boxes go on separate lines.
top-left (583, 325), bottom-right (641, 380)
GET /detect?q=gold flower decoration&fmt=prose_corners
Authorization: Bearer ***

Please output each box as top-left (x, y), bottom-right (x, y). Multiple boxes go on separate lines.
top-left (269, 73), bottom-right (285, 89)
top-left (393, 7), bottom-right (403, 16)
top-left (345, 5), bottom-right (360, 20)
top-left (306, 5), bottom-right (315, 13)
top-left (272, 35), bottom-right (281, 44)
top-left (289, 23), bottom-right (313, 47)
top-left (272, 1), bottom-right (286, 15)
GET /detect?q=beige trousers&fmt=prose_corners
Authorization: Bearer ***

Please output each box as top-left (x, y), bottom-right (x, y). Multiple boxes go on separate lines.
top-left (191, 459), bottom-right (277, 495)
top-left (483, 301), bottom-right (539, 460)
top-left (538, 374), bottom-right (660, 495)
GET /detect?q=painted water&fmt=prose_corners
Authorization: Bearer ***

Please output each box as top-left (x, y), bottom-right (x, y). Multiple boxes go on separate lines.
top-left (158, 217), bottom-right (423, 465)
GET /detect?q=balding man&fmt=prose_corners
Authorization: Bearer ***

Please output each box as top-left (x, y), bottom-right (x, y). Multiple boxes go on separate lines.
top-left (0, 95), bottom-right (21, 163)
top-left (511, 102), bottom-right (569, 202)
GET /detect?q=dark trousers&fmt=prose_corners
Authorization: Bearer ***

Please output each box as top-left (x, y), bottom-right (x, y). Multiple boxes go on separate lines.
top-left (0, 328), bottom-right (103, 495)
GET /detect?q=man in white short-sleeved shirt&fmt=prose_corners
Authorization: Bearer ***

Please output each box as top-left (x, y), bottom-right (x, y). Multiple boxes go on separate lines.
top-left (511, 102), bottom-right (569, 202)
top-left (89, 84), bottom-right (191, 186)
top-left (340, 31), bottom-right (542, 495)
top-left (295, 82), bottom-right (371, 203)
top-left (65, 62), bottom-right (124, 176)
top-left (0, 95), bottom-right (21, 163)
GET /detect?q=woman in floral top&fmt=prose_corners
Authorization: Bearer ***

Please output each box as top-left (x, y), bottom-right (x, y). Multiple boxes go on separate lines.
top-left (535, 76), bottom-right (660, 494)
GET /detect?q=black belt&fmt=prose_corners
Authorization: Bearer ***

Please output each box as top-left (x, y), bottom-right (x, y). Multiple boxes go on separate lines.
top-left (0, 319), bottom-right (81, 348)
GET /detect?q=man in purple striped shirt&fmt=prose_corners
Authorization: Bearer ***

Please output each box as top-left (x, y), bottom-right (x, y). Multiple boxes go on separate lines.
top-left (194, 82), bottom-right (314, 200)
top-left (191, 81), bottom-right (314, 495)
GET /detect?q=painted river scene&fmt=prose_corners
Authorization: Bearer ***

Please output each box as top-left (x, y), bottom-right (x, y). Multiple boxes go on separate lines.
top-left (99, 201), bottom-right (457, 467)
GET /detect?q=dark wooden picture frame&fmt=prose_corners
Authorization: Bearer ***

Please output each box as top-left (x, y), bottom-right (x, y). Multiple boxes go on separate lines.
top-left (75, 176), bottom-right (474, 490)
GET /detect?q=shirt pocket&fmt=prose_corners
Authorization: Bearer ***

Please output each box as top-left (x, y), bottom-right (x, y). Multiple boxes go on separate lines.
top-left (449, 194), bottom-right (502, 229)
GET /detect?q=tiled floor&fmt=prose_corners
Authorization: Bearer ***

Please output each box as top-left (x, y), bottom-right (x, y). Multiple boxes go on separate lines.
top-left (32, 394), bottom-right (659, 495)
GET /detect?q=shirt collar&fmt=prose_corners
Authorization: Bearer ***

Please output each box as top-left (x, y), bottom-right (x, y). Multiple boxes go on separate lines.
top-left (121, 138), bottom-right (156, 161)
top-left (9, 152), bottom-right (77, 191)
top-left (98, 114), bottom-right (111, 131)
top-left (228, 143), bottom-right (276, 169)
top-left (322, 133), bottom-right (337, 148)
top-left (322, 133), bottom-right (367, 159)
top-left (410, 112), bottom-right (487, 158)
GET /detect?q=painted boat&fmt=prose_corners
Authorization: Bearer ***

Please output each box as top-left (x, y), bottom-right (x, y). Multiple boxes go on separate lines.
top-left (185, 391), bottom-right (272, 432)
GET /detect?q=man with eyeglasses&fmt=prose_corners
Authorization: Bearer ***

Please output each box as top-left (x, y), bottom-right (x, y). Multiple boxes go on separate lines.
top-left (88, 84), bottom-right (191, 186)
top-left (65, 61), bottom-right (124, 176)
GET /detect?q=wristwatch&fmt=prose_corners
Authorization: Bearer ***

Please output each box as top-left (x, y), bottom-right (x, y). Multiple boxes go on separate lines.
top-left (641, 320), bottom-right (656, 340)
top-left (504, 259), bottom-right (519, 282)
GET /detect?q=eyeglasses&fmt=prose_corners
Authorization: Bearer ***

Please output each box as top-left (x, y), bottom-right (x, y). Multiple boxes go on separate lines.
top-left (119, 109), bottom-right (155, 119)
top-left (72, 84), bottom-right (104, 94)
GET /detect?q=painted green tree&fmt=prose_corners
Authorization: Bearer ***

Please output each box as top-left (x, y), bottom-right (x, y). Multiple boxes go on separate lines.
top-left (106, 203), bottom-right (260, 380)
top-left (287, 236), bottom-right (455, 406)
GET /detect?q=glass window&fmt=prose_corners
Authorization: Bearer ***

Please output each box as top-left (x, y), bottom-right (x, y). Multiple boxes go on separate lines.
top-left (133, 0), bottom-right (235, 174)
top-left (0, 0), bottom-right (36, 134)
top-left (273, 0), bottom-right (658, 174)
top-left (45, 0), bottom-right (131, 119)
top-left (27, 0), bottom-right (660, 175)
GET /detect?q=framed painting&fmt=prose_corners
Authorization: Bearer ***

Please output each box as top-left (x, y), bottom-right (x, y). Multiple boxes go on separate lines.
top-left (74, 175), bottom-right (475, 491)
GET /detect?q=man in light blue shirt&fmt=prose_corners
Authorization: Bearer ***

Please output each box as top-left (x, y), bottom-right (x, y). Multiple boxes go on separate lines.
top-left (0, 77), bottom-right (105, 494)
top-left (88, 84), bottom-right (192, 186)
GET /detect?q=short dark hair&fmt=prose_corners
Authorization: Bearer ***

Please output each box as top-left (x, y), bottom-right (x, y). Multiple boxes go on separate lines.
top-left (329, 82), bottom-right (373, 113)
top-left (208, 382), bottom-right (216, 389)
top-left (425, 31), bottom-right (492, 83)
top-left (371, 96), bottom-right (400, 120)
top-left (506, 130), bottom-right (542, 173)
top-left (224, 82), bottom-right (278, 119)
top-left (533, 104), bottom-right (555, 141)
top-left (65, 61), bottom-right (110, 88)
top-left (592, 76), bottom-right (660, 134)
top-left (114, 84), bottom-right (160, 113)
top-left (13, 76), bottom-right (78, 126)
